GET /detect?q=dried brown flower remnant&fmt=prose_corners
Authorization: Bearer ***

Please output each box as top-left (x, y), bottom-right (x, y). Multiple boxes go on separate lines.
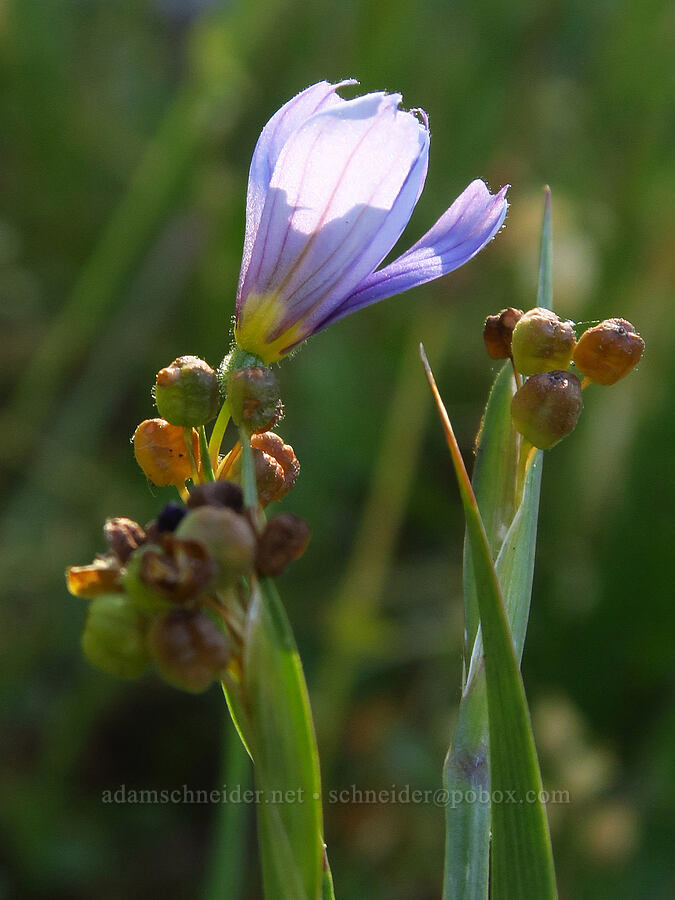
top-left (483, 307), bottom-right (524, 359)
top-left (138, 538), bottom-right (216, 603)
top-left (104, 517), bottom-right (147, 564)
top-left (573, 318), bottom-right (644, 385)
top-left (133, 418), bottom-right (199, 487)
top-left (256, 514), bottom-right (311, 577)
top-left (66, 556), bottom-right (123, 598)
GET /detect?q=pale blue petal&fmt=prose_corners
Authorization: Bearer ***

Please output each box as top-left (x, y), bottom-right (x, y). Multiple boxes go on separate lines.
top-left (237, 80), bottom-right (356, 303)
top-left (317, 180), bottom-right (508, 329)
top-left (239, 92), bottom-right (429, 340)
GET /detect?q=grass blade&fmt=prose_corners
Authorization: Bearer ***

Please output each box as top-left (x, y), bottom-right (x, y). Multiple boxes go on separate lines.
top-left (462, 363), bottom-right (521, 661)
top-left (202, 733), bottom-right (252, 900)
top-left (442, 186), bottom-right (554, 899)
top-left (244, 577), bottom-right (324, 900)
top-left (422, 346), bottom-right (557, 900)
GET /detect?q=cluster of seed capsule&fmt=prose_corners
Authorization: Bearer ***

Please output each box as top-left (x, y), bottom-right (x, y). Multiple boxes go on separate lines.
top-left (66, 350), bottom-right (308, 692)
top-left (67, 484), bottom-right (310, 692)
top-left (483, 307), bottom-right (645, 449)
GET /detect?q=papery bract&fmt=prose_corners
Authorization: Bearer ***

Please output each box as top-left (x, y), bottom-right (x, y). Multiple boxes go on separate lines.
top-left (234, 80), bottom-right (508, 362)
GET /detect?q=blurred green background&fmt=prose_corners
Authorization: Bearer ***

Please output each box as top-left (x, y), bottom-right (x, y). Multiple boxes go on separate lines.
top-left (1, 0), bottom-right (673, 897)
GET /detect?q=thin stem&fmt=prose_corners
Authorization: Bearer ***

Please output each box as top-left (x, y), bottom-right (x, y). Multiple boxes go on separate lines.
top-left (238, 426), bottom-right (259, 511)
top-left (216, 442), bottom-right (241, 480)
top-left (199, 426), bottom-right (215, 482)
top-left (516, 438), bottom-right (536, 499)
top-left (183, 427), bottom-right (200, 484)
top-left (209, 398), bottom-right (231, 469)
top-left (510, 358), bottom-right (523, 391)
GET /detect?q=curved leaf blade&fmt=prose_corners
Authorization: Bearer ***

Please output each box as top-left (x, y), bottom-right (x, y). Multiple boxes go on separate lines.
top-left (422, 346), bottom-right (557, 900)
top-left (244, 577), bottom-right (324, 900)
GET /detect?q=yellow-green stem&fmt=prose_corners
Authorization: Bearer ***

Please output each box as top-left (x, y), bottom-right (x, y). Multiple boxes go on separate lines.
top-left (199, 427), bottom-right (216, 482)
top-left (209, 399), bottom-right (231, 469)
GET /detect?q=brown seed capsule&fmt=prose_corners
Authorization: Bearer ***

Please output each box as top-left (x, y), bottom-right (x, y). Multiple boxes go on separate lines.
top-left (255, 514), bottom-right (311, 577)
top-left (133, 418), bottom-right (199, 487)
top-left (154, 355), bottom-right (220, 426)
top-left (104, 517), bottom-right (147, 564)
top-left (227, 432), bottom-right (300, 506)
top-left (511, 307), bottom-right (576, 375)
top-left (187, 480), bottom-right (244, 513)
top-left (511, 370), bottom-right (583, 449)
top-left (483, 307), bottom-right (524, 359)
top-left (227, 365), bottom-right (282, 434)
top-left (250, 432), bottom-right (300, 505)
top-left (147, 608), bottom-right (231, 693)
top-left (66, 556), bottom-right (123, 598)
top-left (175, 506), bottom-right (256, 584)
top-left (573, 318), bottom-right (644, 385)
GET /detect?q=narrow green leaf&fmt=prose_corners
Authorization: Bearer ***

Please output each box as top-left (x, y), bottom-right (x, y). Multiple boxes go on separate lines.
top-left (537, 186), bottom-right (553, 309)
top-left (221, 674), bottom-right (254, 760)
top-left (443, 186), bottom-right (553, 900)
top-left (442, 448), bottom-right (544, 898)
top-left (422, 347), bottom-right (557, 900)
top-left (244, 577), bottom-right (324, 900)
top-left (322, 851), bottom-right (337, 900)
top-left (202, 733), bottom-right (252, 900)
top-left (462, 363), bottom-right (520, 660)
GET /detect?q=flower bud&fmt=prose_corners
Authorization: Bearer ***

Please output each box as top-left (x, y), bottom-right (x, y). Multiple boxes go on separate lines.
top-left (187, 480), bottom-right (244, 513)
top-left (81, 594), bottom-right (149, 679)
top-left (483, 307), bottom-right (524, 359)
top-left (573, 318), bottom-right (644, 385)
top-left (511, 370), bottom-right (583, 449)
top-left (154, 356), bottom-right (220, 426)
top-left (148, 609), bottom-right (231, 693)
top-left (104, 517), bottom-right (146, 564)
top-left (226, 365), bottom-right (282, 433)
top-left (255, 514), bottom-right (311, 577)
top-left (133, 418), bottom-right (199, 487)
top-left (175, 506), bottom-right (256, 584)
top-left (511, 307), bottom-right (576, 375)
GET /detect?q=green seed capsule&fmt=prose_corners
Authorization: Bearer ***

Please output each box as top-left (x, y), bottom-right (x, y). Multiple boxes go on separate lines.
top-left (175, 506), bottom-right (256, 585)
top-left (573, 318), bottom-right (644, 385)
top-left (511, 307), bottom-right (576, 375)
top-left (154, 356), bottom-right (220, 427)
top-left (511, 370), bottom-right (583, 449)
top-left (226, 365), bottom-right (282, 434)
top-left (82, 594), bottom-right (149, 679)
top-left (148, 609), bottom-right (231, 693)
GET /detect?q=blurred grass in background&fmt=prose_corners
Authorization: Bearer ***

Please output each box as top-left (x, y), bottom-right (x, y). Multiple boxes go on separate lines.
top-left (0, 0), bottom-right (673, 897)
